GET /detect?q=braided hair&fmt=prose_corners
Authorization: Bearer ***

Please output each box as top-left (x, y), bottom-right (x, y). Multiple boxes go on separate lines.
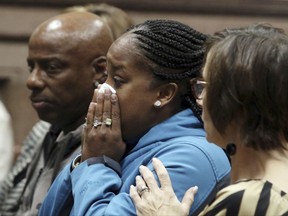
top-left (129, 19), bottom-right (207, 121)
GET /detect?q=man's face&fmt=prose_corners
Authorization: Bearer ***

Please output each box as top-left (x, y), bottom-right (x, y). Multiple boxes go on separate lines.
top-left (26, 30), bottom-right (95, 129)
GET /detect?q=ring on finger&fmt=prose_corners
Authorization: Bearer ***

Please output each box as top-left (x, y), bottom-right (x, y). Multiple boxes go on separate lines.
top-left (93, 119), bottom-right (103, 128)
top-left (104, 118), bottom-right (112, 126)
top-left (137, 185), bottom-right (150, 197)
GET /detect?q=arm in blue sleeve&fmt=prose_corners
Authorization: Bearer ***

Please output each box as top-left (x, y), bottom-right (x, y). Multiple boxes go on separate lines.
top-left (40, 156), bottom-right (136, 216)
top-left (70, 160), bottom-right (123, 215)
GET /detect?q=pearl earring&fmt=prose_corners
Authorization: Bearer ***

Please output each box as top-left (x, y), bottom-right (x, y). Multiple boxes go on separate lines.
top-left (154, 100), bottom-right (161, 108)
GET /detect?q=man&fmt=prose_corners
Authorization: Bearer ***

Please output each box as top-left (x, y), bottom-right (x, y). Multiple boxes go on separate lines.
top-left (0, 11), bottom-right (113, 215)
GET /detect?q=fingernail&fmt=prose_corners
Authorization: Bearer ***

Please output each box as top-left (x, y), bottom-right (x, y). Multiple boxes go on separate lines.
top-left (192, 186), bottom-right (198, 194)
top-left (152, 157), bottom-right (160, 164)
top-left (105, 88), bottom-right (110, 94)
top-left (97, 92), bottom-right (103, 99)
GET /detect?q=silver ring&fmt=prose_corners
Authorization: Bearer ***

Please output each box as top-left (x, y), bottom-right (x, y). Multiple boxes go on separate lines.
top-left (93, 119), bottom-right (103, 128)
top-left (104, 118), bottom-right (112, 126)
top-left (137, 185), bottom-right (150, 197)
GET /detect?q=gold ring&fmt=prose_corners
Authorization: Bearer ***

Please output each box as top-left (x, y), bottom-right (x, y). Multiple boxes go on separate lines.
top-left (138, 185), bottom-right (150, 197)
top-left (104, 118), bottom-right (112, 126)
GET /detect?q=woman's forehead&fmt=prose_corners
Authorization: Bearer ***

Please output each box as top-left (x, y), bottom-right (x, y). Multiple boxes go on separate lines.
top-left (113, 33), bottom-right (137, 48)
top-left (108, 34), bottom-right (137, 56)
top-left (107, 35), bottom-right (144, 67)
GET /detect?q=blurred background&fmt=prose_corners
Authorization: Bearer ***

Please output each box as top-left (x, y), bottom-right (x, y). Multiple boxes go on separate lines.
top-left (1, 0), bottom-right (288, 159)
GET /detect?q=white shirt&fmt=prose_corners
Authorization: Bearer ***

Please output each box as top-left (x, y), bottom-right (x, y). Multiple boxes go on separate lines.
top-left (0, 100), bottom-right (14, 182)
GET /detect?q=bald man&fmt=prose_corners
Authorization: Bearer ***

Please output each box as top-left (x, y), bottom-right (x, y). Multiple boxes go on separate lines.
top-left (0, 12), bottom-right (113, 216)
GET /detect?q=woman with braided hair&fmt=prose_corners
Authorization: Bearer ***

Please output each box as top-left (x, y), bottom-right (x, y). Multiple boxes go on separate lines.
top-left (39, 19), bottom-right (230, 215)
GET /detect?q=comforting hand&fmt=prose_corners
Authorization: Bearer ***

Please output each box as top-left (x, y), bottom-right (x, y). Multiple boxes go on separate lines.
top-left (130, 158), bottom-right (198, 216)
top-left (81, 85), bottom-right (126, 162)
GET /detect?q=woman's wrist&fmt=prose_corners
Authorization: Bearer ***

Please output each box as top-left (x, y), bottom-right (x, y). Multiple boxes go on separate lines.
top-left (70, 154), bottom-right (122, 176)
top-left (71, 154), bottom-right (82, 170)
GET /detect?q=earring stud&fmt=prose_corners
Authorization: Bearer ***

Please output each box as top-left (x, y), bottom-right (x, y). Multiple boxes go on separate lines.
top-left (154, 100), bottom-right (161, 108)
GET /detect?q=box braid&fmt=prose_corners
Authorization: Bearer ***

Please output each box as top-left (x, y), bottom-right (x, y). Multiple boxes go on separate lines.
top-left (128, 19), bottom-right (208, 122)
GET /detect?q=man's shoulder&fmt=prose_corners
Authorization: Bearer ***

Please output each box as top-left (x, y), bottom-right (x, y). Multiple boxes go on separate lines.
top-left (19, 121), bottom-right (51, 156)
top-left (29, 121), bottom-right (51, 137)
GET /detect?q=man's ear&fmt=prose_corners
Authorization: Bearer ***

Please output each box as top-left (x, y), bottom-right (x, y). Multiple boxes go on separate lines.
top-left (156, 83), bottom-right (178, 107)
top-left (92, 56), bottom-right (107, 85)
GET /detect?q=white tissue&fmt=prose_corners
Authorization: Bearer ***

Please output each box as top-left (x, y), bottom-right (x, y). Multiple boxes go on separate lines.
top-left (98, 83), bottom-right (116, 94)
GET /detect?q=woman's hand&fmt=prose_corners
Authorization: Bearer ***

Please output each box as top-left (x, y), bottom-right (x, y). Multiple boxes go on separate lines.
top-left (130, 158), bottom-right (198, 216)
top-left (81, 86), bottom-right (126, 162)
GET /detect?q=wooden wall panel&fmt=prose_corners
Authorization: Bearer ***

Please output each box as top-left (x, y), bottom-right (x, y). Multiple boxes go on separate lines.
top-left (1, 0), bottom-right (288, 16)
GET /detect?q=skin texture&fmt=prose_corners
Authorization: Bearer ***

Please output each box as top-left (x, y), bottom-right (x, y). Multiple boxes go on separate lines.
top-left (26, 12), bottom-right (113, 134)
